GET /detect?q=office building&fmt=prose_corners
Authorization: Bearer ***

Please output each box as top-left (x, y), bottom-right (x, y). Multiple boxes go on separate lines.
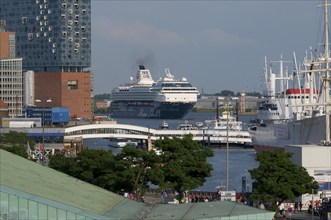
top-left (0, 20), bottom-right (24, 118)
top-left (0, 0), bottom-right (93, 119)
top-left (0, 58), bottom-right (23, 118)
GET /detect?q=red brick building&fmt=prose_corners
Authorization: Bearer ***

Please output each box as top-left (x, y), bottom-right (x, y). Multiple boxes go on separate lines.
top-left (34, 72), bottom-right (92, 119)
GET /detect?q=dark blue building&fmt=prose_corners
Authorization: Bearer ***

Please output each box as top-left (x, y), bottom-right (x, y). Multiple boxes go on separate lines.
top-left (24, 107), bottom-right (69, 125)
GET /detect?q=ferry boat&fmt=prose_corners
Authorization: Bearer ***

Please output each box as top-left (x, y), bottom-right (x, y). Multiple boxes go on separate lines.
top-left (110, 65), bottom-right (199, 119)
top-left (250, 0), bottom-right (331, 152)
top-left (205, 111), bottom-right (243, 131)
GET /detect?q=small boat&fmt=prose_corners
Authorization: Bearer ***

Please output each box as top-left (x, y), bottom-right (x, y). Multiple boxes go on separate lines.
top-left (206, 111), bottom-right (243, 131)
top-left (109, 139), bottom-right (138, 148)
top-left (160, 121), bottom-right (169, 129)
top-left (177, 121), bottom-right (198, 130)
top-left (117, 141), bottom-right (138, 148)
top-left (196, 122), bottom-right (203, 128)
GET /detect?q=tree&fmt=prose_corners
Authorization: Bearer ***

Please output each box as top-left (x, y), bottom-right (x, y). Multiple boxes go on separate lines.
top-left (0, 131), bottom-right (35, 158)
top-left (156, 135), bottom-right (214, 201)
top-left (249, 150), bottom-right (319, 209)
top-left (49, 149), bottom-right (120, 192)
top-left (215, 90), bottom-right (235, 97)
top-left (114, 146), bottom-right (164, 197)
top-left (49, 136), bottom-right (213, 201)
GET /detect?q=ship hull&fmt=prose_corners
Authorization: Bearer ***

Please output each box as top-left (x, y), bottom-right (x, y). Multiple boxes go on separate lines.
top-left (111, 101), bottom-right (195, 119)
top-left (250, 114), bottom-right (330, 152)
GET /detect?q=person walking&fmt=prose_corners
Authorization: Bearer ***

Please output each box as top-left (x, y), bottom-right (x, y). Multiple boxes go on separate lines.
top-left (299, 201), bottom-right (303, 212)
top-left (294, 201), bottom-right (299, 213)
top-left (279, 202), bottom-right (285, 216)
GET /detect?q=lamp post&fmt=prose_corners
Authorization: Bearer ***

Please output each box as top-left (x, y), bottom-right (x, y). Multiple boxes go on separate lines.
top-left (224, 96), bottom-right (239, 191)
top-left (35, 98), bottom-right (52, 164)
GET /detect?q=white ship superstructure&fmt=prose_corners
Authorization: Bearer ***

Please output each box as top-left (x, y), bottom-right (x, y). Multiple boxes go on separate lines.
top-left (110, 65), bottom-right (199, 119)
top-left (250, 0), bottom-right (331, 151)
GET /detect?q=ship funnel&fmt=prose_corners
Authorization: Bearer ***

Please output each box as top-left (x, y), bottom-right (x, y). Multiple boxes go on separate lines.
top-left (139, 65), bottom-right (145, 70)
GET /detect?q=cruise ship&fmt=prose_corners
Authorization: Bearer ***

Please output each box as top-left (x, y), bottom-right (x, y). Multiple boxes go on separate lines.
top-left (110, 65), bottom-right (199, 119)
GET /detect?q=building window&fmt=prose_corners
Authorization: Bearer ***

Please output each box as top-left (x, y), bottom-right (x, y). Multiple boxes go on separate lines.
top-left (68, 80), bottom-right (78, 90)
top-left (9, 34), bottom-right (15, 40)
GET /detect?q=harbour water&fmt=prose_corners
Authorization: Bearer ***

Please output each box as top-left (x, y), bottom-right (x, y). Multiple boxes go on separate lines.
top-left (83, 112), bottom-right (258, 193)
top-left (114, 111), bottom-right (255, 130)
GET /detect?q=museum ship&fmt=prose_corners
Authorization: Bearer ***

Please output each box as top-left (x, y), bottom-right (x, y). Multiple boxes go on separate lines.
top-left (110, 65), bottom-right (199, 119)
top-left (250, 0), bottom-right (331, 151)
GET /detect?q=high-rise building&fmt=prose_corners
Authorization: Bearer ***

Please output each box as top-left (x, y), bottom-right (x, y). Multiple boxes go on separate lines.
top-left (0, 20), bottom-right (24, 118)
top-left (0, 58), bottom-right (23, 118)
top-left (0, 0), bottom-right (93, 119)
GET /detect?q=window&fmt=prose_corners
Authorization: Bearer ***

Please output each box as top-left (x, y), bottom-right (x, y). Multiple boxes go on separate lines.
top-left (22, 17), bottom-right (27, 24)
top-left (68, 80), bottom-right (78, 90)
top-left (9, 34), bottom-right (15, 40)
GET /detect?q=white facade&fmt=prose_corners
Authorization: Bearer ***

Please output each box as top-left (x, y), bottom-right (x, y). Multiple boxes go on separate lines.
top-left (23, 70), bottom-right (35, 107)
top-left (0, 58), bottom-right (23, 118)
top-left (285, 145), bottom-right (331, 204)
top-left (1, 117), bottom-right (41, 128)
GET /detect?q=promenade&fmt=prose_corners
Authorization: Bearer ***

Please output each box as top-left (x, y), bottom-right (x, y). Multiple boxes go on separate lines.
top-left (280, 212), bottom-right (321, 220)
top-left (143, 193), bottom-right (323, 220)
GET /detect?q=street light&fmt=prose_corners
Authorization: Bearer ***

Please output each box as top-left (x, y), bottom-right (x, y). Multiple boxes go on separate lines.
top-left (35, 98), bottom-right (52, 164)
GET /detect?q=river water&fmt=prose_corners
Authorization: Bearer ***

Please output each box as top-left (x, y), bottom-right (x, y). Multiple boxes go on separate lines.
top-left (83, 112), bottom-right (258, 193)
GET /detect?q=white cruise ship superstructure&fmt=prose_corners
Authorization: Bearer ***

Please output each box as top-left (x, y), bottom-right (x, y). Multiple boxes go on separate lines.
top-left (110, 65), bottom-right (199, 119)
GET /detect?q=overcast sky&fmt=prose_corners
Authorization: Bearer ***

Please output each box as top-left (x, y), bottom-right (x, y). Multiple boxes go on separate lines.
top-left (91, 0), bottom-right (324, 95)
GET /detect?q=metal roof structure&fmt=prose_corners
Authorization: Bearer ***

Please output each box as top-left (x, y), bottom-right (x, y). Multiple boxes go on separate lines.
top-left (0, 149), bottom-right (275, 219)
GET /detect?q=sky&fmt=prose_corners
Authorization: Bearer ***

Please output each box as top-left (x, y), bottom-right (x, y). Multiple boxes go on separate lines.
top-left (91, 0), bottom-right (324, 95)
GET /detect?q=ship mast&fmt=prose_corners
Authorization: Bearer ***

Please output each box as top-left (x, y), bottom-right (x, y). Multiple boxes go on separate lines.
top-left (324, 0), bottom-right (330, 143)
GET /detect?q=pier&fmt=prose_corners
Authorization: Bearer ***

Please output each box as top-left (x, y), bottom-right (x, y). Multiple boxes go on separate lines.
top-left (1, 123), bottom-right (252, 148)
top-left (64, 123), bottom-right (252, 147)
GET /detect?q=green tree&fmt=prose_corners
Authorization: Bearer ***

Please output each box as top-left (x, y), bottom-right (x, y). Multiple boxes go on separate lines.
top-left (215, 90), bottom-right (235, 97)
top-left (94, 93), bottom-right (110, 101)
top-left (114, 146), bottom-right (164, 197)
top-left (49, 149), bottom-right (120, 192)
top-left (48, 154), bottom-right (80, 175)
top-left (0, 131), bottom-right (35, 158)
top-left (249, 150), bottom-right (319, 209)
top-left (49, 136), bottom-right (213, 201)
top-left (156, 135), bottom-right (213, 201)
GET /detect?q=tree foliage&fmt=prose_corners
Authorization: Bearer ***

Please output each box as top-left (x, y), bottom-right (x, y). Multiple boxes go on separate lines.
top-left (0, 131), bottom-right (35, 158)
top-left (215, 90), bottom-right (236, 97)
top-left (249, 150), bottom-right (319, 208)
top-left (49, 149), bottom-right (119, 192)
top-left (49, 135), bottom-right (213, 200)
top-left (156, 135), bottom-right (214, 199)
top-left (94, 93), bottom-right (110, 101)
top-left (114, 146), bottom-right (164, 196)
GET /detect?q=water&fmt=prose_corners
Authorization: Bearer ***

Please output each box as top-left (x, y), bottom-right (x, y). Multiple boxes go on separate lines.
top-left (114, 111), bottom-right (255, 130)
top-left (83, 112), bottom-right (258, 192)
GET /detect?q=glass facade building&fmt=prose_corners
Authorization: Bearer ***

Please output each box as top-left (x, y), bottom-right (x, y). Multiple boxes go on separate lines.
top-left (0, 0), bottom-right (91, 72)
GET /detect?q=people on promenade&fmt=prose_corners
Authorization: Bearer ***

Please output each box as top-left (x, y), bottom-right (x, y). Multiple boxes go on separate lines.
top-left (294, 201), bottom-right (298, 213)
top-left (279, 202), bottom-right (285, 216)
top-left (299, 201), bottom-right (302, 212)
